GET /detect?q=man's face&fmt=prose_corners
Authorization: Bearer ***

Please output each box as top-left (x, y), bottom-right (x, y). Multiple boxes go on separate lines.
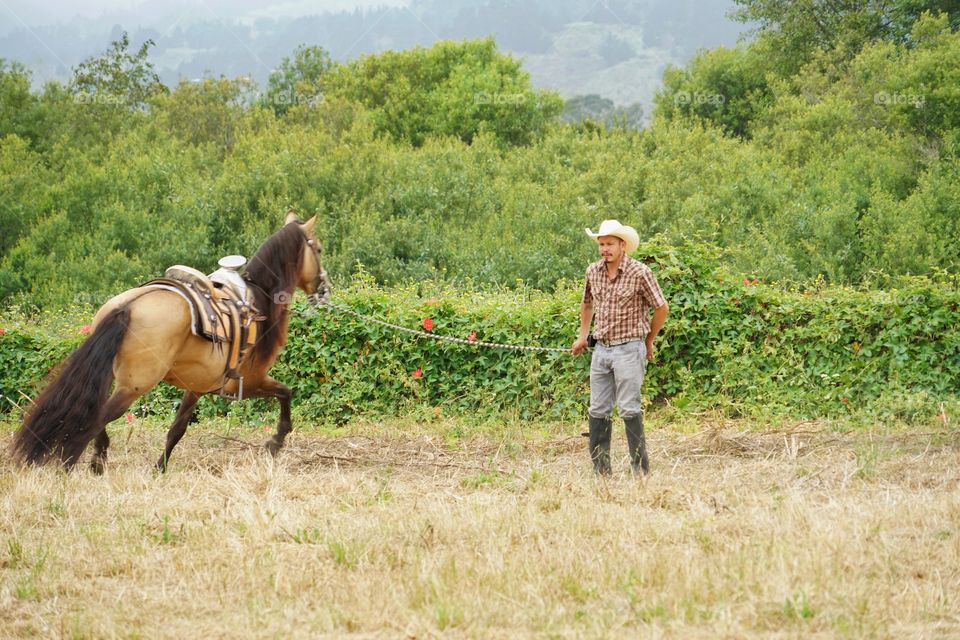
top-left (597, 236), bottom-right (625, 263)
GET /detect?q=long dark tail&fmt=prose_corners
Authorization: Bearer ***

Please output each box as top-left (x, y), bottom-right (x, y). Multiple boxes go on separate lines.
top-left (11, 307), bottom-right (130, 467)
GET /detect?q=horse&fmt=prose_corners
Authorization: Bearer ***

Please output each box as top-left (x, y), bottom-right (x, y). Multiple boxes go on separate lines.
top-left (10, 210), bottom-right (329, 473)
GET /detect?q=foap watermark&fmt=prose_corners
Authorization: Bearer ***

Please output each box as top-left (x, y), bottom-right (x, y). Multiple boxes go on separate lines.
top-left (874, 91), bottom-right (925, 108)
top-left (876, 291), bottom-right (929, 305)
top-left (673, 91), bottom-right (725, 107)
top-left (72, 291), bottom-right (116, 307)
top-left (272, 291), bottom-right (323, 317)
top-left (261, 90), bottom-right (324, 110)
top-left (273, 291), bottom-right (294, 306)
top-left (73, 91), bottom-right (129, 106)
top-left (474, 91), bottom-right (527, 106)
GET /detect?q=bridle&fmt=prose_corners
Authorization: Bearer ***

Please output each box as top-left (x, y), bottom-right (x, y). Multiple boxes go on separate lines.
top-left (304, 233), bottom-right (331, 303)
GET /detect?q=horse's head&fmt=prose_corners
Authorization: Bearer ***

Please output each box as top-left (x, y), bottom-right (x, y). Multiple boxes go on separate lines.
top-left (284, 209), bottom-right (330, 302)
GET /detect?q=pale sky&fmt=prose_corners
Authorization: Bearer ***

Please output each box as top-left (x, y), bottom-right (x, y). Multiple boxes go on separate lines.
top-left (0, 0), bottom-right (408, 30)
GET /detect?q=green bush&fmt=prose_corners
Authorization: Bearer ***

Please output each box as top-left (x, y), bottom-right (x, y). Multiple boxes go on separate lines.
top-left (2, 242), bottom-right (957, 423)
top-left (0, 317), bottom-right (79, 414)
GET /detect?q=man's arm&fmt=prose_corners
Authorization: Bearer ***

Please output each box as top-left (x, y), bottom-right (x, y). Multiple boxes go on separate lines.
top-left (645, 302), bottom-right (669, 361)
top-left (571, 301), bottom-right (593, 355)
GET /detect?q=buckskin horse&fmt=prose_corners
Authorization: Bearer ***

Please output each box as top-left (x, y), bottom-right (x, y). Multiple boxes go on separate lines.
top-left (11, 211), bottom-right (329, 473)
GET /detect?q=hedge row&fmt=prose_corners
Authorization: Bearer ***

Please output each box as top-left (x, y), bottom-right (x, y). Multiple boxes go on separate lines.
top-left (2, 243), bottom-right (958, 423)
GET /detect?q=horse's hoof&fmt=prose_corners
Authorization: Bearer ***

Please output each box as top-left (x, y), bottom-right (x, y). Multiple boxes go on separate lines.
top-left (265, 438), bottom-right (283, 457)
top-left (90, 458), bottom-right (105, 476)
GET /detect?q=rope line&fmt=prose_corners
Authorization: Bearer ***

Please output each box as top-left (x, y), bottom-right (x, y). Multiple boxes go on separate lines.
top-left (308, 294), bottom-right (573, 353)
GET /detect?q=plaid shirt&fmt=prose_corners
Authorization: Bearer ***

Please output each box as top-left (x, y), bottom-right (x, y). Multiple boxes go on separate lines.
top-left (582, 255), bottom-right (666, 344)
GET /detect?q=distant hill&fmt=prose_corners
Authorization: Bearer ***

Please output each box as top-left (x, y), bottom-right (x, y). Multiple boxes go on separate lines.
top-left (0, 0), bottom-right (747, 114)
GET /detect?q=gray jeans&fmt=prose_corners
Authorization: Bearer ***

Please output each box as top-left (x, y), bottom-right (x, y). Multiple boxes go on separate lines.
top-left (589, 340), bottom-right (647, 419)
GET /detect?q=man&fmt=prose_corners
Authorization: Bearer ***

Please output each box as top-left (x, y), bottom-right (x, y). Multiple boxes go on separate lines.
top-left (571, 220), bottom-right (668, 476)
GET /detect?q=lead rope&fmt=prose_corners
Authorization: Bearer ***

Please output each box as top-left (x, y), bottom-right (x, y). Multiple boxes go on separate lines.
top-left (308, 294), bottom-right (573, 353)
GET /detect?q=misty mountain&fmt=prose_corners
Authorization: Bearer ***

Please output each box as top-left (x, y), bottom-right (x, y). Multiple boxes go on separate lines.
top-left (0, 0), bottom-right (747, 114)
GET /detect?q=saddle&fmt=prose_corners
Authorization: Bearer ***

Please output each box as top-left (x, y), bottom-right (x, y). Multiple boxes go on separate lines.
top-left (142, 264), bottom-right (265, 381)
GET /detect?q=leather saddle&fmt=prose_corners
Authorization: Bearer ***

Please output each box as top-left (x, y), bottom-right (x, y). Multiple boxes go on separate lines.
top-left (142, 265), bottom-right (265, 380)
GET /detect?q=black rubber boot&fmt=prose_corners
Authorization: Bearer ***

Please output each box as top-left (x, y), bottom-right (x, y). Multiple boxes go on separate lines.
top-left (624, 415), bottom-right (649, 475)
top-left (588, 416), bottom-right (612, 475)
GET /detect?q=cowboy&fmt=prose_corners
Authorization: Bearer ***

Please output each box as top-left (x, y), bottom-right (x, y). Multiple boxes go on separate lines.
top-left (571, 220), bottom-right (669, 476)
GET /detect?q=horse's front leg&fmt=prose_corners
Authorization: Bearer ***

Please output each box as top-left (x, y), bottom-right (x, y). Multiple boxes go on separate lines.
top-left (247, 376), bottom-right (293, 456)
top-left (156, 391), bottom-right (201, 473)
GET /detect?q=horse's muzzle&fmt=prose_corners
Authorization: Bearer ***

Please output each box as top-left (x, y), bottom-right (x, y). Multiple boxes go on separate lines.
top-left (310, 268), bottom-right (331, 304)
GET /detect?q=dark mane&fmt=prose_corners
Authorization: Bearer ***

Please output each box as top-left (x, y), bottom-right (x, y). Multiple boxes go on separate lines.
top-left (244, 222), bottom-right (306, 364)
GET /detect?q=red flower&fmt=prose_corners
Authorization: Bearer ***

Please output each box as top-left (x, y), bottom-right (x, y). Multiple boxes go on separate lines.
top-left (126, 412), bottom-right (135, 423)
top-left (752, 278), bottom-right (760, 285)
top-left (421, 317), bottom-right (434, 332)
top-left (0, 327), bottom-right (6, 335)
top-left (743, 278), bottom-right (751, 286)
top-left (79, 325), bottom-right (92, 335)
top-left (468, 331), bottom-right (477, 343)
top-left (412, 368), bottom-right (423, 379)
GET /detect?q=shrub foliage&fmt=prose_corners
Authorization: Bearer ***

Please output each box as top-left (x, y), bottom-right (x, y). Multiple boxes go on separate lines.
top-left (3, 243), bottom-right (957, 422)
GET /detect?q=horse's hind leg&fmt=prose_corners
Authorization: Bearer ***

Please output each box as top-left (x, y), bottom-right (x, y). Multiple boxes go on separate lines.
top-left (156, 391), bottom-right (201, 473)
top-left (90, 388), bottom-right (142, 475)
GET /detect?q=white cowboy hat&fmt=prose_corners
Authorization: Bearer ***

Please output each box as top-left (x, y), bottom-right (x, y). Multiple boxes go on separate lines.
top-left (585, 219), bottom-right (639, 254)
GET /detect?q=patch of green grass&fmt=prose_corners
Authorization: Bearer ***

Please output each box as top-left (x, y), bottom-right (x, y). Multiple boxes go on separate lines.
top-left (6, 537), bottom-right (24, 568)
top-left (855, 442), bottom-right (883, 480)
top-left (460, 470), bottom-right (506, 489)
top-left (559, 574), bottom-right (595, 604)
top-left (12, 544), bottom-right (48, 601)
top-left (290, 527), bottom-right (323, 545)
top-left (435, 602), bottom-right (463, 630)
top-left (327, 539), bottom-right (361, 569)
top-left (146, 516), bottom-right (184, 546)
top-left (783, 589), bottom-right (816, 622)
top-left (15, 576), bottom-right (38, 600)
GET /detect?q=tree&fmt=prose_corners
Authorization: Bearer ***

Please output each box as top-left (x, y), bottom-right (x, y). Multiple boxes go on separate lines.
top-left (654, 44), bottom-right (775, 138)
top-left (68, 32), bottom-right (167, 141)
top-left (156, 76), bottom-right (258, 153)
top-left (562, 95), bottom-right (644, 129)
top-left (563, 94), bottom-right (615, 123)
top-left (262, 45), bottom-right (332, 116)
top-left (322, 38), bottom-right (562, 146)
top-left (732, 0), bottom-right (960, 73)
top-left (861, 157), bottom-right (960, 276)
top-left (72, 32), bottom-right (165, 110)
top-left (0, 135), bottom-right (51, 259)
top-left (0, 61), bottom-right (39, 144)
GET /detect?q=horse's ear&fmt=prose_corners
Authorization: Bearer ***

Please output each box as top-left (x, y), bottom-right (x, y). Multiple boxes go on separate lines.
top-left (284, 209), bottom-right (298, 225)
top-left (303, 215), bottom-right (317, 235)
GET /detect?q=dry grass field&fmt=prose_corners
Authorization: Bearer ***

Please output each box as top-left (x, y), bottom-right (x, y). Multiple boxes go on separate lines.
top-left (1, 415), bottom-right (959, 639)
